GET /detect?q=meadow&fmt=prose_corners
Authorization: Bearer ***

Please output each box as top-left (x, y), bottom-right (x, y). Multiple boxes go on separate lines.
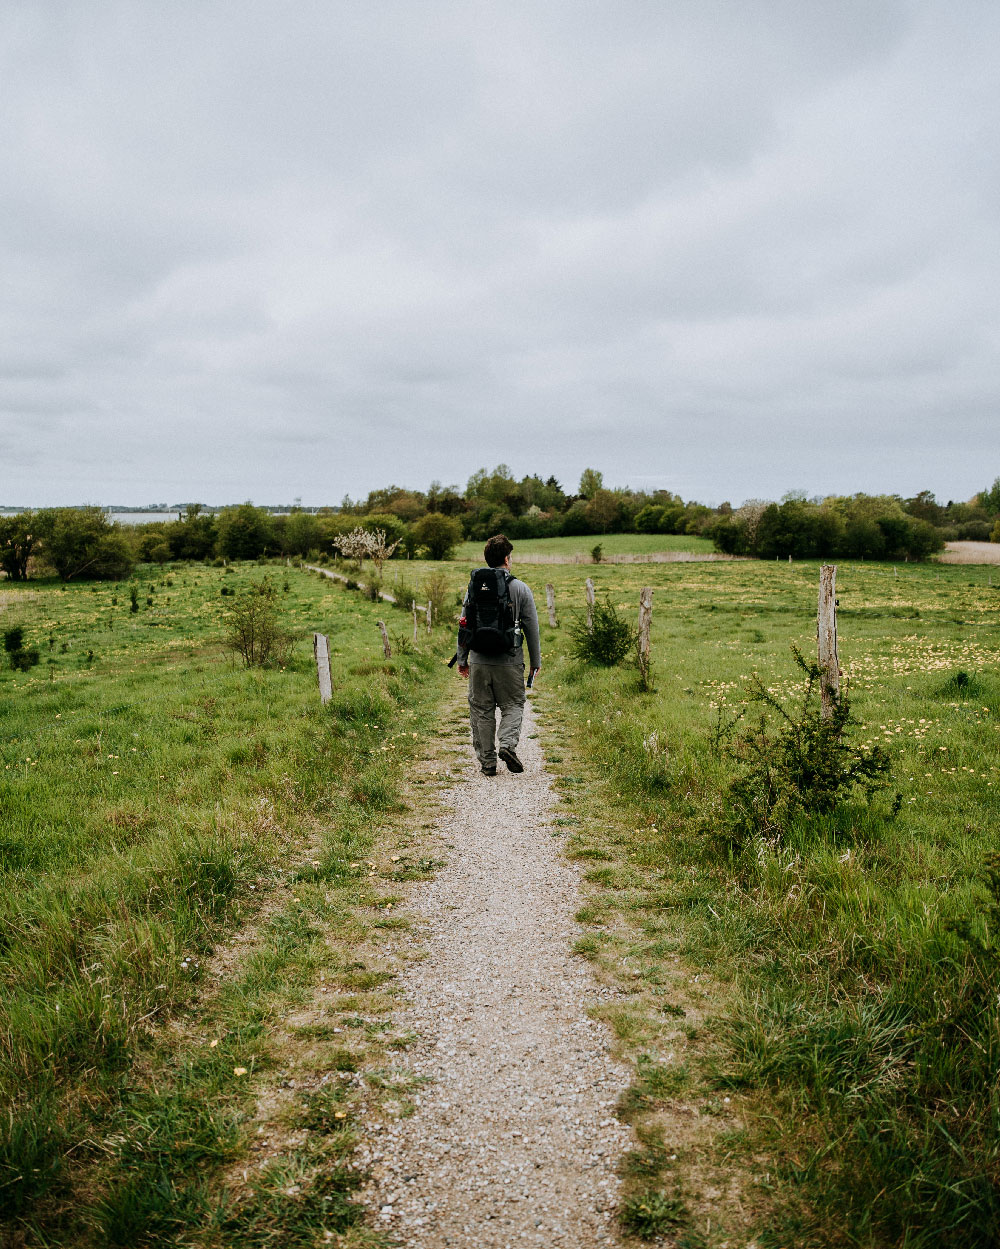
top-left (2, 552), bottom-right (998, 1246)
top-left (522, 556), bottom-right (1000, 1246)
top-left (452, 531), bottom-right (715, 562)
top-left (0, 564), bottom-right (451, 1246)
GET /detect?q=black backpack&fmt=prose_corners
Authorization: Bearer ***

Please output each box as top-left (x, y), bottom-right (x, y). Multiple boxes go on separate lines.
top-left (458, 567), bottom-right (517, 656)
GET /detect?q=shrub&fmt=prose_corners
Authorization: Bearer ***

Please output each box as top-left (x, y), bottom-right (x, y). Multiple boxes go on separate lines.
top-left (3, 626), bottom-right (25, 654)
top-left (0, 512), bottom-right (38, 581)
top-left (3, 626), bottom-right (40, 672)
top-left (714, 647), bottom-right (894, 848)
top-left (567, 596), bottom-right (636, 667)
top-left (35, 507), bottom-right (135, 581)
top-left (389, 572), bottom-right (417, 612)
top-left (215, 503), bottom-right (277, 561)
top-left (421, 570), bottom-right (452, 626)
top-left (410, 512), bottom-right (463, 560)
top-left (222, 577), bottom-right (291, 668)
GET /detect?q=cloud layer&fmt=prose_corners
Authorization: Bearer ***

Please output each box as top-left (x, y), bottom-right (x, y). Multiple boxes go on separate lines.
top-left (2, 1), bottom-right (998, 505)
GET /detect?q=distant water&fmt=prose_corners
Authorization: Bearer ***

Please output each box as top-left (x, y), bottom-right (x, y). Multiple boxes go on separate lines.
top-left (0, 510), bottom-right (302, 524)
top-left (0, 510), bottom-right (183, 525)
top-left (108, 512), bottom-right (184, 526)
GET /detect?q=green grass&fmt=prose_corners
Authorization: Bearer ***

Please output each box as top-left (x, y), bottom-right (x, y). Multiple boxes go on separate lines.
top-left (533, 557), bottom-right (1000, 1247)
top-left (5, 554), bottom-right (999, 1245)
top-left (453, 531), bottom-right (715, 561)
top-left (0, 561), bottom-right (452, 1246)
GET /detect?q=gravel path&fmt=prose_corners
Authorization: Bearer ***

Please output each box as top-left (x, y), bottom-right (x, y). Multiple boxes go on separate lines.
top-left (360, 693), bottom-right (632, 1247)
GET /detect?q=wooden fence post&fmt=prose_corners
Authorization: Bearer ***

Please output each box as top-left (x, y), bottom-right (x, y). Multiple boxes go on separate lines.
top-left (585, 578), bottom-right (595, 631)
top-left (377, 620), bottom-right (392, 659)
top-left (638, 587), bottom-right (653, 686)
top-left (818, 565), bottom-right (839, 721)
top-left (313, 632), bottom-right (332, 705)
top-left (545, 583), bottom-right (557, 628)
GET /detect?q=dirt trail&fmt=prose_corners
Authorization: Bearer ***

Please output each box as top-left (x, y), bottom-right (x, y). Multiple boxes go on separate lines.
top-left (359, 693), bottom-right (632, 1247)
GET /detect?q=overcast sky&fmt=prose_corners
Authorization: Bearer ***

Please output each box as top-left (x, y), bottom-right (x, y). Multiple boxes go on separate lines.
top-left (2, 1), bottom-right (998, 508)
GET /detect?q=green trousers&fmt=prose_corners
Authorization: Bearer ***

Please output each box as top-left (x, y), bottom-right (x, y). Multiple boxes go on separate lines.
top-left (467, 662), bottom-right (525, 768)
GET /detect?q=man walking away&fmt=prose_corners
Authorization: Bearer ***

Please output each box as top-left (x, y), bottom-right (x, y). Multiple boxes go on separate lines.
top-left (456, 534), bottom-right (541, 776)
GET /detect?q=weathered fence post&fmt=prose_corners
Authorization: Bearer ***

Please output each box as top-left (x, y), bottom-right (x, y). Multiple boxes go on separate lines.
top-left (585, 577), bottom-right (595, 631)
top-left (313, 632), bottom-right (333, 705)
top-left (638, 587), bottom-right (653, 687)
top-left (545, 583), bottom-right (557, 628)
top-left (377, 620), bottom-right (392, 659)
top-left (818, 565), bottom-right (840, 721)
top-left (425, 600), bottom-right (432, 633)
top-left (412, 600), bottom-right (418, 644)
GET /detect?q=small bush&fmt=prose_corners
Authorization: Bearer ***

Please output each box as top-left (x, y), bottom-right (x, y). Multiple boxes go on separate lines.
top-left (591, 543), bottom-right (603, 563)
top-left (421, 570), bottom-right (452, 626)
top-left (3, 626), bottom-right (40, 672)
top-left (714, 647), bottom-right (894, 848)
top-left (222, 577), bottom-right (292, 669)
top-left (567, 596), bottom-right (636, 667)
top-left (3, 626), bottom-right (25, 653)
top-left (390, 573), bottom-right (417, 612)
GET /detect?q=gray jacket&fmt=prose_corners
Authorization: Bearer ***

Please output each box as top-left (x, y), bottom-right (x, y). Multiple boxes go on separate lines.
top-left (458, 574), bottom-right (541, 669)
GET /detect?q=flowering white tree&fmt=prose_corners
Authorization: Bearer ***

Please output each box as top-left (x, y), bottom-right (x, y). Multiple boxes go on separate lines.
top-left (333, 527), bottom-right (400, 575)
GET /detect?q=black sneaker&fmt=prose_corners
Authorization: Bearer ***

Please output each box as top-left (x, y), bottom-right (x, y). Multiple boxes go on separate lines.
top-left (499, 747), bottom-right (524, 774)
top-left (481, 764), bottom-right (497, 776)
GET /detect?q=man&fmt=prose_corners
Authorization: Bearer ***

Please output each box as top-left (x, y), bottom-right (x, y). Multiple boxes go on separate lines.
top-left (456, 534), bottom-right (541, 776)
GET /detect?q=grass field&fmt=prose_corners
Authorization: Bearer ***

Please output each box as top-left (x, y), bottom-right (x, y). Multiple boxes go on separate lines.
top-left (0, 563), bottom-right (452, 1246)
top-left (3, 554), bottom-right (999, 1245)
top-left (453, 532), bottom-right (715, 562)
top-left (528, 557), bottom-right (1000, 1246)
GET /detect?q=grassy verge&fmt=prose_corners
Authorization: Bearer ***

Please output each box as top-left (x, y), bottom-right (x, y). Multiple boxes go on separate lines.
top-left (531, 558), bottom-right (1000, 1247)
top-left (0, 563), bottom-right (454, 1246)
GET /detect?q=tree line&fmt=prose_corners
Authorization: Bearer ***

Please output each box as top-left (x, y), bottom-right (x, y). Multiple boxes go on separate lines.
top-left (2, 472), bottom-right (998, 581)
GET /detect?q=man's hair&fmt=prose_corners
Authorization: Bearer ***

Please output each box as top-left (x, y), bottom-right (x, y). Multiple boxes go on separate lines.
top-left (483, 534), bottom-right (513, 568)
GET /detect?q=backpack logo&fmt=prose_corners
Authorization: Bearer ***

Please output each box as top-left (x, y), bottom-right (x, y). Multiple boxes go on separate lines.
top-left (459, 568), bottom-right (518, 657)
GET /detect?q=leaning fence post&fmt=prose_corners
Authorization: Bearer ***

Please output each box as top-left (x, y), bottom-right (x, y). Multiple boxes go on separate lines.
top-left (313, 632), bottom-right (333, 705)
top-left (377, 620), bottom-right (392, 659)
top-left (818, 565), bottom-right (840, 721)
top-left (585, 577), bottom-right (595, 631)
top-left (545, 583), bottom-right (557, 627)
top-left (638, 587), bottom-right (653, 687)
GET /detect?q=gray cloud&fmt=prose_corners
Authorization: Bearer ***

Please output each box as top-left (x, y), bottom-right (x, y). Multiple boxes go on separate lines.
top-left (1, 1), bottom-right (997, 507)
